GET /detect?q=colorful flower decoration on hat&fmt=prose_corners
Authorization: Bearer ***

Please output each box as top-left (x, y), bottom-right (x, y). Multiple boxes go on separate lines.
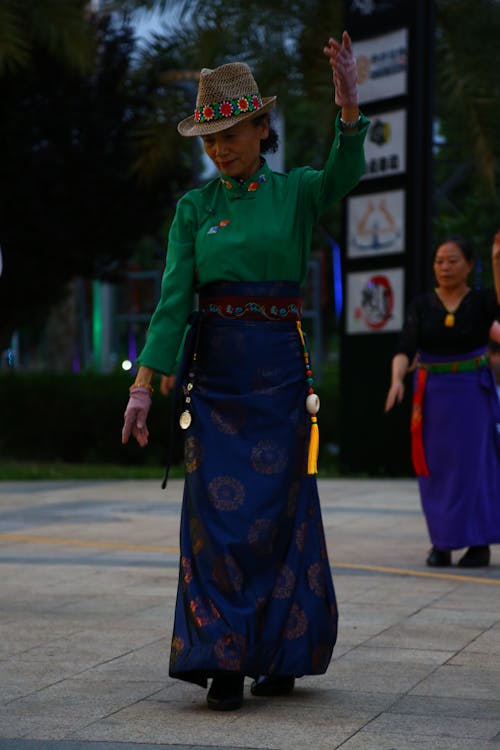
top-left (220, 101), bottom-right (234, 117)
top-left (194, 94), bottom-right (263, 124)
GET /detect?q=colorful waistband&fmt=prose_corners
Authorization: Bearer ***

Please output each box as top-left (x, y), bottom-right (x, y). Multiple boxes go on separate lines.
top-left (418, 354), bottom-right (488, 374)
top-left (199, 294), bottom-right (302, 321)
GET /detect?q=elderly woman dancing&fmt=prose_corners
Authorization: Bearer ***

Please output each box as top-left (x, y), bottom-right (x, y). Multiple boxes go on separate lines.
top-left (122, 32), bottom-right (368, 710)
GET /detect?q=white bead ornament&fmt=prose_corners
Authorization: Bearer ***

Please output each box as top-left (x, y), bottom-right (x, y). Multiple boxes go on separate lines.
top-left (306, 393), bottom-right (320, 414)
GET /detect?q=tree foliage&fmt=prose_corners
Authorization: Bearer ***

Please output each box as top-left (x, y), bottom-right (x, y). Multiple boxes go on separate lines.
top-left (1, 0), bottom-right (499, 352)
top-left (0, 9), bottom-right (193, 349)
top-left (434, 0), bottom-right (500, 276)
top-left (0, 0), bottom-right (95, 75)
top-left (132, 0), bottom-right (344, 174)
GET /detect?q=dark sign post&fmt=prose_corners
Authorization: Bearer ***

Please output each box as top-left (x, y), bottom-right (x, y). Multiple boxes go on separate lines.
top-left (339, 0), bottom-right (435, 475)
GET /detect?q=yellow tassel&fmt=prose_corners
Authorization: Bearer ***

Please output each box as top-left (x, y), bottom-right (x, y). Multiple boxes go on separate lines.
top-left (307, 416), bottom-right (319, 475)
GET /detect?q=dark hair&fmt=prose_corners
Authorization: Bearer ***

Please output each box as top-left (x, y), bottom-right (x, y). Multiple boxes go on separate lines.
top-left (433, 236), bottom-right (473, 263)
top-left (251, 113), bottom-right (279, 154)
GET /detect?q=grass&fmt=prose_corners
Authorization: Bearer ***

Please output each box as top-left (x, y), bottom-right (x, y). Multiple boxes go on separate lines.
top-left (0, 461), bottom-right (185, 481)
top-left (0, 457), bottom-right (342, 481)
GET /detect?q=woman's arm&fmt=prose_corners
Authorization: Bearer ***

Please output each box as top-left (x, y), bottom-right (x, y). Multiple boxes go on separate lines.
top-left (133, 365), bottom-right (155, 388)
top-left (384, 353), bottom-right (410, 412)
top-left (302, 31), bottom-right (368, 215)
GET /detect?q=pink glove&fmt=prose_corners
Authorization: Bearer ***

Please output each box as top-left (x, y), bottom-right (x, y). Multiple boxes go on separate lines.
top-left (122, 386), bottom-right (152, 447)
top-left (325, 31), bottom-right (359, 109)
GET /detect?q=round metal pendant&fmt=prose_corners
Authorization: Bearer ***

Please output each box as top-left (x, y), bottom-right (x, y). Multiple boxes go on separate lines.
top-left (179, 410), bottom-right (192, 430)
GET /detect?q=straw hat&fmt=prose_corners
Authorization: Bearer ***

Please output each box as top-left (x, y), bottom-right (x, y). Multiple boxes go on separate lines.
top-left (177, 62), bottom-right (276, 137)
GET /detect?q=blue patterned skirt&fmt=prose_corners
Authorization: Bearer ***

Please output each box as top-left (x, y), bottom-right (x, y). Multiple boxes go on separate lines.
top-left (168, 281), bottom-right (338, 687)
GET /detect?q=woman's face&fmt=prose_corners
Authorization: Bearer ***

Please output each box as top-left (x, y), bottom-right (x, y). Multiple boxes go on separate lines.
top-left (201, 117), bottom-right (269, 182)
top-left (433, 241), bottom-right (473, 289)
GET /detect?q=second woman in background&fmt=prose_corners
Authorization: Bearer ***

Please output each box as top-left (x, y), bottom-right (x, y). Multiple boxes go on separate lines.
top-left (385, 233), bottom-right (500, 568)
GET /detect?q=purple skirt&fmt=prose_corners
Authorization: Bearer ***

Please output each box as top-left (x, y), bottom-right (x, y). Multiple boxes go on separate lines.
top-left (416, 348), bottom-right (500, 550)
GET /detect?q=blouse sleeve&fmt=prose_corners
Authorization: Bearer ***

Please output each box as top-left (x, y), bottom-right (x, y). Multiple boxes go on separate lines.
top-left (136, 193), bottom-right (197, 375)
top-left (299, 112), bottom-right (370, 219)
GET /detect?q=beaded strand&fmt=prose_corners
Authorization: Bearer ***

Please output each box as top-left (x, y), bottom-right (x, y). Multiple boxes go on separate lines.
top-left (296, 321), bottom-right (320, 475)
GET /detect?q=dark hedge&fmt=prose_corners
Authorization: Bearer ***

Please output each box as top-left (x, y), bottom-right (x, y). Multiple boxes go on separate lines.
top-left (0, 370), bottom-right (339, 467)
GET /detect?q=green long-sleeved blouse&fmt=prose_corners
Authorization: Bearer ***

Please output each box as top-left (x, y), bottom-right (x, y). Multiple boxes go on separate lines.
top-left (138, 112), bottom-right (369, 375)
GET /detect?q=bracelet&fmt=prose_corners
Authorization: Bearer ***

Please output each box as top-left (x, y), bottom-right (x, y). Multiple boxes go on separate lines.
top-left (130, 382), bottom-right (154, 393)
top-left (340, 114), bottom-right (361, 130)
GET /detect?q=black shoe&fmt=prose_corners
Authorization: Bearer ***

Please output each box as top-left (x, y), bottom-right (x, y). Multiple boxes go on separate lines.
top-left (207, 674), bottom-right (244, 711)
top-left (457, 545), bottom-right (490, 568)
top-left (250, 675), bottom-right (295, 697)
top-left (426, 547), bottom-right (452, 567)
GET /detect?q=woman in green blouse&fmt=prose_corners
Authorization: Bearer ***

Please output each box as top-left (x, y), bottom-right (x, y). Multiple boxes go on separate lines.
top-left (122, 33), bottom-right (368, 711)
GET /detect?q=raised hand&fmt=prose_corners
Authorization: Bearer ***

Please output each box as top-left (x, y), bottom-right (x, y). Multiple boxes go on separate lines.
top-left (323, 31), bottom-right (358, 109)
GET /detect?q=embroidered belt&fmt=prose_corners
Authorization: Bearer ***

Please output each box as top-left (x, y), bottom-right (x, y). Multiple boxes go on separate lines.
top-left (199, 295), bottom-right (302, 321)
top-left (418, 354), bottom-right (488, 374)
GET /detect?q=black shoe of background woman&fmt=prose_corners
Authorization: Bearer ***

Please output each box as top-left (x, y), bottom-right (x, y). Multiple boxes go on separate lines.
top-left (426, 547), bottom-right (451, 567)
top-left (457, 545), bottom-right (490, 567)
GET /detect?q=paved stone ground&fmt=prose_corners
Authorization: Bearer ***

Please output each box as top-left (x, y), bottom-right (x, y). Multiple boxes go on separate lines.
top-left (0, 478), bottom-right (499, 750)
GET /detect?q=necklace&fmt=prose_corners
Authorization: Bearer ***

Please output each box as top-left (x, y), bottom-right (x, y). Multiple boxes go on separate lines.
top-left (434, 288), bottom-right (469, 327)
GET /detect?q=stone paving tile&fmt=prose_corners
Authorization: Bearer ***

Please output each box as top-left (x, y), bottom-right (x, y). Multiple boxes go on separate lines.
top-left (338, 731), bottom-right (499, 750)
top-left (1, 478), bottom-right (500, 750)
top-left (460, 627), bottom-right (500, 655)
top-left (409, 662), bottom-right (500, 701)
top-left (432, 587), bottom-right (500, 613)
top-left (334, 643), bottom-right (454, 667)
top-left (368, 618), bottom-right (484, 651)
top-left (0, 742), bottom-right (263, 750)
top-left (0, 679), bottom-right (165, 739)
top-left (69, 697), bottom-right (364, 750)
top-left (448, 650), bottom-right (500, 669)
top-left (365, 711), bottom-right (500, 740)
top-left (389, 694), bottom-right (500, 720)
top-left (337, 600), bottom-right (420, 629)
top-left (408, 604), bottom-right (500, 630)
top-left (337, 578), bottom-right (462, 607)
top-left (309, 657), bottom-right (436, 694)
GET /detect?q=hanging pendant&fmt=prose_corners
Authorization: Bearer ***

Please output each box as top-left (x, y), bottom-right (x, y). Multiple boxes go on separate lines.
top-left (306, 393), bottom-right (320, 414)
top-left (179, 410), bottom-right (192, 430)
top-left (444, 313), bottom-right (455, 327)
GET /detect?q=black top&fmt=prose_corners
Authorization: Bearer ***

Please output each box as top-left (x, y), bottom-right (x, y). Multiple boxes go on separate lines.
top-left (396, 288), bottom-right (500, 360)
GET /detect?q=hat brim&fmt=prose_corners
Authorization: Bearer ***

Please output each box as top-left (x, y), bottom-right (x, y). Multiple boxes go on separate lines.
top-left (177, 96), bottom-right (277, 137)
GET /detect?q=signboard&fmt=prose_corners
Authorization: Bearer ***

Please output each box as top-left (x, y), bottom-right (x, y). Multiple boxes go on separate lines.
top-left (347, 189), bottom-right (405, 258)
top-left (362, 109), bottom-right (406, 180)
top-left (346, 267), bottom-right (404, 334)
top-left (340, 1), bottom-right (434, 475)
top-left (354, 28), bottom-right (408, 105)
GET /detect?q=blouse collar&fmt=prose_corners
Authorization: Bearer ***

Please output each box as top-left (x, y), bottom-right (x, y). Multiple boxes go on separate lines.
top-left (219, 159), bottom-right (271, 194)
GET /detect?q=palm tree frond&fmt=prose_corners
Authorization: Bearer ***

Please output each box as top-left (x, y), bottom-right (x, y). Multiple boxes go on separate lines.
top-left (0, 4), bottom-right (31, 74)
